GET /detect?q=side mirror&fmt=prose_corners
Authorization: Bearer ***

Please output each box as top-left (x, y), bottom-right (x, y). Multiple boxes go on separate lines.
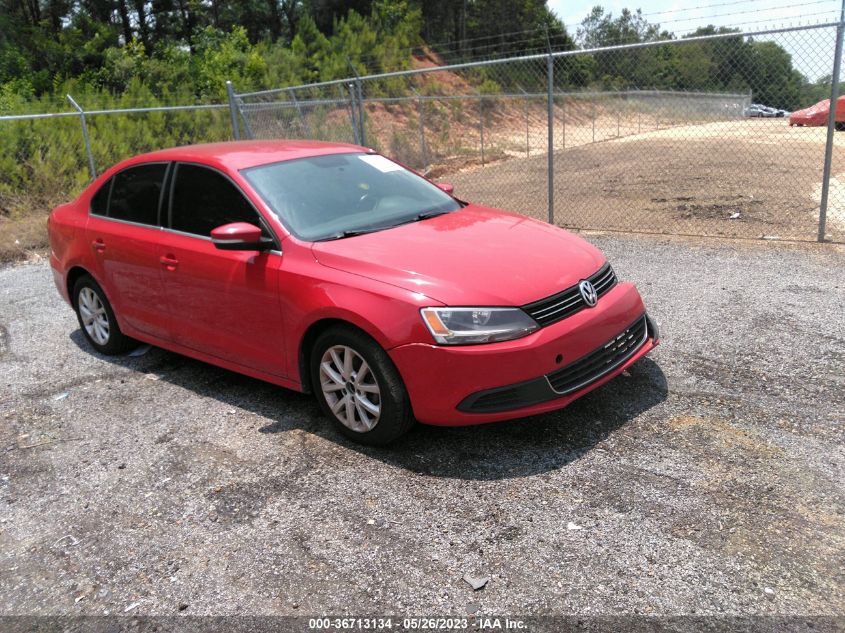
top-left (211, 222), bottom-right (272, 251)
top-left (436, 182), bottom-right (454, 195)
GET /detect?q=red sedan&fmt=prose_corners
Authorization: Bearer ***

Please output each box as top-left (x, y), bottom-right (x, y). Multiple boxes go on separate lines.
top-left (48, 141), bottom-right (658, 445)
top-left (789, 96), bottom-right (845, 127)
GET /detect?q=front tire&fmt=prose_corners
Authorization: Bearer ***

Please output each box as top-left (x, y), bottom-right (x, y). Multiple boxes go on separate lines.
top-left (310, 326), bottom-right (414, 445)
top-left (72, 274), bottom-right (136, 355)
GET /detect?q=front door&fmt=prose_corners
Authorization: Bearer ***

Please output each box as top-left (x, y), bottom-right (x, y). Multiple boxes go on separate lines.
top-left (157, 162), bottom-right (287, 377)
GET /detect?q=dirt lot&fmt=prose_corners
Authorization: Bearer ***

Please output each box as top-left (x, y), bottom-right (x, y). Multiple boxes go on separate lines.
top-left (0, 234), bottom-right (843, 627)
top-left (448, 119), bottom-right (845, 243)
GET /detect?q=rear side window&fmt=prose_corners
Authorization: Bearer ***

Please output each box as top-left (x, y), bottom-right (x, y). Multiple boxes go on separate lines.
top-left (170, 164), bottom-right (264, 237)
top-left (89, 179), bottom-right (111, 215)
top-left (109, 163), bottom-right (167, 225)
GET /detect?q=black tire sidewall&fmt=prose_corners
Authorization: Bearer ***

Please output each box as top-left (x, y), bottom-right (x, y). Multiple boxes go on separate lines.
top-left (72, 275), bottom-right (134, 355)
top-left (310, 326), bottom-right (414, 445)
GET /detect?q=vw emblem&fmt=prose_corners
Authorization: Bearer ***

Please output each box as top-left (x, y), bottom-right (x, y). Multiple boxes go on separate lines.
top-left (579, 280), bottom-right (598, 307)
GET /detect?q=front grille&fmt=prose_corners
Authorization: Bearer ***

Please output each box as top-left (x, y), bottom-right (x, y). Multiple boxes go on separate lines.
top-left (546, 315), bottom-right (648, 394)
top-left (522, 263), bottom-right (617, 327)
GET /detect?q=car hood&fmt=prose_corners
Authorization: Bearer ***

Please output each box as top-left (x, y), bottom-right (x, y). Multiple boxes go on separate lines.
top-left (311, 204), bottom-right (606, 306)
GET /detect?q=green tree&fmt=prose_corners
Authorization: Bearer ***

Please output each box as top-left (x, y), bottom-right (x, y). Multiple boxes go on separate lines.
top-left (578, 6), bottom-right (657, 47)
top-left (741, 40), bottom-right (802, 109)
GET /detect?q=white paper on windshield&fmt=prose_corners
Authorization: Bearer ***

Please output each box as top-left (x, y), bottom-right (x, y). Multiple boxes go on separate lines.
top-left (359, 154), bottom-right (403, 172)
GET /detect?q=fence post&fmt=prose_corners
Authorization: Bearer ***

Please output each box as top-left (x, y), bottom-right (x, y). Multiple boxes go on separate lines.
top-left (240, 108), bottom-right (255, 139)
top-left (416, 92), bottom-right (429, 169)
top-left (289, 88), bottom-right (312, 138)
top-left (66, 94), bottom-right (96, 180)
top-left (346, 57), bottom-right (366, 146)
top-left (480, 96), bottom-right (485, 165)
top-left (347, 82), bottom-right (361, 145)
top-left (226, 80), bottom-right (241, 141)
top-left (819, 11), bottom-right (845, 242)
top-left (355, 79), bottom-right (366, 145)
top-left (592, 98), bottom-right (596, 143)
top-left (547, 49), bottom-right (554, 224)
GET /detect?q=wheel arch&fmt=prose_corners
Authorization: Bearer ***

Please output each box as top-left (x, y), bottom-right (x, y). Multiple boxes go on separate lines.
top-left (66, 266), bottom-right (93, 305)
top-left (65, 266), bottom-right (126, 332)
top-left (298, 317), bottom-right (384, 394)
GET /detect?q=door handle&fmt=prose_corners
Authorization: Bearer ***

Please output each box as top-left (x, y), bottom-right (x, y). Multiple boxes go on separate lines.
top-left (92, 239), bottom-right (105, 252)
top-left (159, 255), bottom-right (179, 270)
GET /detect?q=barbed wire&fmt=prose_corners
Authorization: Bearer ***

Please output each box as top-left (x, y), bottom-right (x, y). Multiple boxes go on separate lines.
top-left (654, 0), bottom-right (837, 26)
top-left (672, 10), bottom-right (840, 35)
top-left (559, 0), bottom-right (836, 23)
top-left (352, 2), bottom-right (840, 71)
top-left (641, 0), bottom-right (812, 17)
top-left (416, 28), bottom-right (559, 52)
top-left (352, 36), bottom-right (565, 73)
top-left (352, 15), bottom-right (841, 72)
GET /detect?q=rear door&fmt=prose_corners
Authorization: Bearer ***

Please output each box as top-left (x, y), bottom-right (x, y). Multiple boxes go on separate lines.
top-left (85, 162), bottom-right (171, 340)
top-left (157, 162), bottom-right (287, 377)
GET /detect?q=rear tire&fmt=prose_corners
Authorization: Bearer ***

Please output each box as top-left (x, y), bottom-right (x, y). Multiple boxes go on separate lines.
top-left (310, 326), bottom-right (414, 445)
top-left (72, 274), bottom-right (136, 355)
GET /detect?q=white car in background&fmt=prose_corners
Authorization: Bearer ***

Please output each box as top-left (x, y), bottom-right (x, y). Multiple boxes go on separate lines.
top-left (744, 103), bottom-right (787, 118)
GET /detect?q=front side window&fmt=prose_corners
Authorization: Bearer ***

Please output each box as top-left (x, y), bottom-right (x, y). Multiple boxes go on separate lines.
top-left (109, 163), bottom-right (167, 225)
top-left (242, 152), bottom-right (461, 241)
top-left (170, 164), bottom-right (265, 237)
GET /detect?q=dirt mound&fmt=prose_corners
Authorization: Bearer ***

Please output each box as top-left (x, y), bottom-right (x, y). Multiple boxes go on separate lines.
top-left (409, 47), bottom-right (475, 95)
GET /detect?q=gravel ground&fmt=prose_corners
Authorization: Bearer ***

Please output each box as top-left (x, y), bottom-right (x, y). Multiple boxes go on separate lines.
top-left (0, 234), bottom-right (843, 623)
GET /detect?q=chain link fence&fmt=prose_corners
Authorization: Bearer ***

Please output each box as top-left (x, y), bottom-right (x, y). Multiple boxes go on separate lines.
top-left (0, 99), bottom-right (232, 259)
top-left (235, 22), bottom-right (845, 243)
top-left (2, 22), bottom-right (844, 252)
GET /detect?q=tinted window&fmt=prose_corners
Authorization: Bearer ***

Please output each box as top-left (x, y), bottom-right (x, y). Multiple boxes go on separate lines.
top-left (109, 164), bottom-right (166, 225)
top-left (89, 178), bottom-right (111, 215)
top-left (170, 164), bottom-right (263, 237)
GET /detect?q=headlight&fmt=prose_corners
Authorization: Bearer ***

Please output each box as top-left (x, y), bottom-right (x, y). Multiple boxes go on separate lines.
top-left (420, 307), bottom-right (539, 345)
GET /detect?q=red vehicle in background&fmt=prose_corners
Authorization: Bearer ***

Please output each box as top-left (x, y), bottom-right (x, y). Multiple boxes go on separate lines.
top-left (789, 96), bottom-right (845, 128)
top-left (48, 141), bottom-right (658, 445)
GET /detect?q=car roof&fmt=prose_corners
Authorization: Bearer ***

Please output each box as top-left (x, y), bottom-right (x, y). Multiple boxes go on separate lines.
top-left (117, 140), bottom-right (370, 172)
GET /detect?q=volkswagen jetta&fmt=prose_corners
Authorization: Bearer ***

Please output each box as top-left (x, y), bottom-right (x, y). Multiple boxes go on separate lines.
top-left (48, 141), bottom-right (659, 445)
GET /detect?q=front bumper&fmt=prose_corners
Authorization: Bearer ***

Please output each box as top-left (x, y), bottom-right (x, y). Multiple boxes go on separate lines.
top-left (389, 282), bottom-right (658, 426)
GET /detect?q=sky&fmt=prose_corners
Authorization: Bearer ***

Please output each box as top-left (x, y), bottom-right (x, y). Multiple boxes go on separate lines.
top-left (546, 0), bottom-right (843, 81)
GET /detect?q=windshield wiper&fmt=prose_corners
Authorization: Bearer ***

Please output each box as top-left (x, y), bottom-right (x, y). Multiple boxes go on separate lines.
top-left (321, 226), bottom-right (394, 241)
top-left (321, 229), bottom-right (374, 241)
top-left (319, 211), bottom-right (451, 241)
top-left (414, 210), bottom-right (450, 221)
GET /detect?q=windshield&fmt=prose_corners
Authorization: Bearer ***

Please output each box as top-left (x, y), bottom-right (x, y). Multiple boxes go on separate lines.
top-left (242, 152), bottom-right (462, 241)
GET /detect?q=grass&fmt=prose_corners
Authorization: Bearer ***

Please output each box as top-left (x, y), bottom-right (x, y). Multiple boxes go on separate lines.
top-left (0, 212), bottom-right (50, 263)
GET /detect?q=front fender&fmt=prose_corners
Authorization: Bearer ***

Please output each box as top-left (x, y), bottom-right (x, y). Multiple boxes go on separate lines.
top-left (278, 255), bottom-right (443, 382)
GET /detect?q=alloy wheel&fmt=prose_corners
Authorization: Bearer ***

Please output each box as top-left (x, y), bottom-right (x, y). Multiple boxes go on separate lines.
top-left (319, 344), bottom-right (381, 433)
top-left (78, 287), bottom-right (110, 346)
